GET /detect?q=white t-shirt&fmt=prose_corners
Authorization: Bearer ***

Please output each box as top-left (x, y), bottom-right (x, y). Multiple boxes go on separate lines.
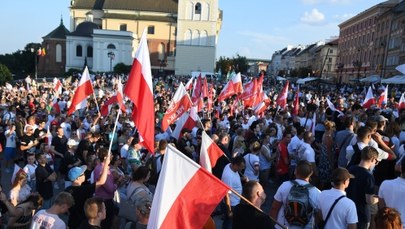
top-left (23, 163), bottom-right (37, 182)
top-left (221, 163), bottom-right (242, 206)
top-left (5, 129), bottom-right (17, 148)
top-left (243, 153), bottom-right (260, 181)
top-left (297, 142), bottom-right (316, 163)
top-left (274, 179), bottom-right (321, 229)
top-left (318, 188), bottom-right (358, 229)
top-left (31, 209), bottom-right (66, 229)
top-left (379, 177), bottom-right (405, 229)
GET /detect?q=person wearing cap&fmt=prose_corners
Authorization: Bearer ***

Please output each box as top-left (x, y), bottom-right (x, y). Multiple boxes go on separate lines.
top-left (378, 156), bottom-right (405, 228)
top-left (347, 146), bottom-right (381, 229)
top-left (270, 160), bottom-right (321, 229)
top-left (61, 139), bottom-right (81, 188)
top-left (65, 148), bottom-right (111, 229)
top-left (317, 167), bottom-right (358, 229)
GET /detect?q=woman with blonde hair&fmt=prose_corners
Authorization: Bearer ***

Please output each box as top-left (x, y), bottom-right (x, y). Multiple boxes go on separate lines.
top-left (317, 120), bottom-right (336, 190)
top-left (9, 170), bottom-right (31, 206)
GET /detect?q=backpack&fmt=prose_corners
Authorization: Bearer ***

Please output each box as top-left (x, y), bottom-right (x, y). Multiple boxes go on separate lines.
top-left (145, 154), bottom-right (162, 186)
top-left (284, 180), bottom-right (314, 226)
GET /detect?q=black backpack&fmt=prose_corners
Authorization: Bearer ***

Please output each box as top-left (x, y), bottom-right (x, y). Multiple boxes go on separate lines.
top-left (284, 180), bottom-right (314, 226)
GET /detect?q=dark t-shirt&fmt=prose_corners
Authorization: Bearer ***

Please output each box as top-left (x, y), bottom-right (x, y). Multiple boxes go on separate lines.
top-left (347, 165), bottom-right (375, 223)
top-left (78, 221), bottom-right (101, 229)
top-left (35, 164), bottom-right (54, 200)
top-left (51, 135), bottom-right (68, 159)
top-left (20, 134), bottom-right (37, 155)
top-left (66, 183), bottom-right (96, 229)
top-left (233, 203), bottom-right (275, 229)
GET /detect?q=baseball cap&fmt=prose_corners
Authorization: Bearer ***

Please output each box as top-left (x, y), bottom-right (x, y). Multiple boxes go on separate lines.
top-left (331, 167), bottom-right (355, 184)
top-left (68, 165), bottom-right (87, 181)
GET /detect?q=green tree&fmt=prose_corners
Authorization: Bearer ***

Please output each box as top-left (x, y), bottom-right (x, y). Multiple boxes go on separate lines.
top-left (0, 64), bottom-right (13, 85)
top-left (114, 63), bottom-right (132, 74)
top-left (216, 54), bottom-right (249, 76)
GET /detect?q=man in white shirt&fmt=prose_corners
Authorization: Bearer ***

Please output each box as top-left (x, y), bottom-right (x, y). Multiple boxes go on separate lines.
top-left (31, 192), bottom-right (74, 229)
top-left (221, 156), bottom-right (246, 229)
top-left (378, 156), bottom-right (405, 228)
top-left (317, 168), bottom-right (358, 229)
top-left (270, 160), bottom-right (321, 229)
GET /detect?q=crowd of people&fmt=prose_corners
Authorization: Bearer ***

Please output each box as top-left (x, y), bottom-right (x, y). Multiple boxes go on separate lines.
top-left (0, 73), bottom-right (403, 229)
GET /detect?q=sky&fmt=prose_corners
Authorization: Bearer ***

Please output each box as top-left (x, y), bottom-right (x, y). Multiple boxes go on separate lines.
top-left (0, 0), bottom-right (385, 60)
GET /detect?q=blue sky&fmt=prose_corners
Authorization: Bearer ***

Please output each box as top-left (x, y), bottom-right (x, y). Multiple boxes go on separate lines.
top-left (0, 0), bottom-right (384, 60)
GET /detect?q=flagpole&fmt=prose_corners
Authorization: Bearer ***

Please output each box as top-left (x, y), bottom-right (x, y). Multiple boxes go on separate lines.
top-left (108, 110), bottom-right (121, 156)
top-left (92, 92), bottom-right (101, 114)
top-left (229, 188), bottom-right (287, 229)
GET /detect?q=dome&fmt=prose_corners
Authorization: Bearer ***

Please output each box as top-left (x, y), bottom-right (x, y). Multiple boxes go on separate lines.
top-left (70, 21), bottom-right (99, 37)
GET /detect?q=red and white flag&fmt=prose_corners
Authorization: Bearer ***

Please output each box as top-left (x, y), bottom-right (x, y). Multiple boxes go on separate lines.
top-left (100, 77), bottom-right (126, 116)
top-left (148, 144), bottom-right (230, 229)
top-left (116, 77), bottom-right (126, 112)
top-left (326, 98), bottom-right (344, 117)
top-left (200, 131), bottom-right (224, 173)
top-left (399, 93), bottom-right (405, 110)
top-left (217, 72), bottom-right (244, 102)
top-left (161, 83), bottom-right (192, 131)
top-left (362, 86), bottom-right (376, 109)
top-left (378, 85), bottom-right (388, 107)
top-left (253, 93), bottom-right (270, 116)
top-left (185, 76), bottom-right (194, 91)
top-left (67, 66), bottom-right (94, 115)
top-left (53, 78), bottom-right (62, 95)
top-left (171, 106), bottom-right (198, 140)
top-left (276, 80), bottom-right (289, 109)
top-left (232, 72), bottom-right (243, 94)
top-left (123, 29), bottom-right (155, 153)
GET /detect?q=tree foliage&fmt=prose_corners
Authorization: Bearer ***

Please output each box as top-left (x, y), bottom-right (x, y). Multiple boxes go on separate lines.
top-left (0, 43), bottom-right (41, 79)
top-left (216, 54), bottom-right (249, 76)
top-left (0, 64), bottom-right (13, 85)
top-left (114, 63), bottom-right (132, 74)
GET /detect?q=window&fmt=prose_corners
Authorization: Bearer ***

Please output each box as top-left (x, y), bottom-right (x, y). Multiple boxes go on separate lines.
top-left (195, 3), bottom-right (201, 14)
top-left (120, 24), bottom-right (127, 31)
top-left (87, 46), bottom-right (93, 58)
top-left (107, 44), bottom-right (116, 49)
top-left (76, 45), bottom-right (82, 57)
top-left (148, 26), bottom-right (155, 35)
top-left (56, 44), bottom-right (62, 63)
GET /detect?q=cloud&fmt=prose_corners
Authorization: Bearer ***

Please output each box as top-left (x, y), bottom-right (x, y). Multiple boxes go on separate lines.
top-left (300, 8), bottom-right (325, 25)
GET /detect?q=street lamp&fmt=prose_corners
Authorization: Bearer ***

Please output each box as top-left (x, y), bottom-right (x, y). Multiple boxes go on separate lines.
top-left (352, 60), bottom-right (362, 81)
top-left (30, 48), bottom-right (38, 81)
top-left (107, 51), bottom-right (115, 73)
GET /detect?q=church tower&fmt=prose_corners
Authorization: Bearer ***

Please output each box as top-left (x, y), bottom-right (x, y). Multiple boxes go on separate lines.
top-left (175, 0), bottom-right (222, 75)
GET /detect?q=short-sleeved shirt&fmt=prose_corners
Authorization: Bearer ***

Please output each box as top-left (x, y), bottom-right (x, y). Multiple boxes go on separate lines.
top-left (66, 183), bottom-right (96, 229)
top-left (347, 165), bottom-right (375, 223)
top-left (318, 188), bottom-right (358, 229)
top-left (31, 209), bottom-right (66, 229)
top-left (221, 163), bottom-right (242, 206)
top-left (273, 179), bottom-right (321, 229)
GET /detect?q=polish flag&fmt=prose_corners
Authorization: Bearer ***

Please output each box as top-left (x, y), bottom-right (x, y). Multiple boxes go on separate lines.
top-left (253, 93), bottom-right (270, 116)
top-left (171, 106), bottom-right (198, 140)
top-left (378, 85), bottom-right (388, 107)
top-left (217, 81), bottom-right (235, 102)
top-left (292, 87), bottom-right (300, 116)
top-left (276, 80), bottom-right (289, 109)
top-left (326, 98), bottom-right (344, 117)
top-left (123, 29), bottom-right (155, 153)
top-left (200, 131), bottom-right (224, 173)
top-left (53, 78), bottom-right (62, 95)
top-left (201, 77), bottom-right (209, 98)
top-left (67, 66), bottom-right (94, 115)
top-left (52, 97), bottom-right (61, 114)
top-left (100, 77), bottom-right (126, 116)
top-left (185, 76), bottom-right (194, 91)
top-left (191, 74), bottom-right (203, 104)
top-left (148, 144), bottom-right (230, 229)
top-left (161, 83), bottom-right (192, 131)
top-left (362, 86), bottom-right (376, 109)
top-left (232, 72), bottom-right (243, 94)
top-left (399, 93), bottom-right (405, 111)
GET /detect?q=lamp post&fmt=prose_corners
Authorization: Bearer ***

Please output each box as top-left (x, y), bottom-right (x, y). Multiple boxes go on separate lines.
top-left (352, 60), bottom-right (362, 81)
top-left (30, 48), bottom-right (38, 81)
top-left (107, 51), bottom-right (115, 73)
